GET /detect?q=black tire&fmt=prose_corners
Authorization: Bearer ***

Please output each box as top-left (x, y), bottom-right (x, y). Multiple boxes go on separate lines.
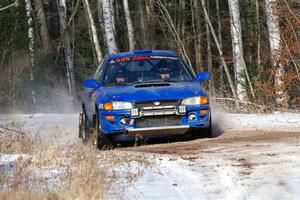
top-left (94, 109), bottom-right (113, 150)
top-left (192, 117), bottom-right (212, 139)
top-left (79, 107), bottom-right (92, 144)
top-left (203, 123), bottom-right (212, 138)
top-left (203, 117), bottom-right (212, 138)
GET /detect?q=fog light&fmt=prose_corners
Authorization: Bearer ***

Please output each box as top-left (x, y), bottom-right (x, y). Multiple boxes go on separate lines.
top-left (105, 115), bottom-right (115, 120)
top-left (200, 109), bottom-right (209, 115)
top-left (120, 118), bottom-right (126, 124)
top-left (189, 113), bottom-right (196, 120)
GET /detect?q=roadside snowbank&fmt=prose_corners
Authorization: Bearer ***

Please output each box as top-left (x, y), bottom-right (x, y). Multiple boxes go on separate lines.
top-left (214, 112), bottom-right (300, 132)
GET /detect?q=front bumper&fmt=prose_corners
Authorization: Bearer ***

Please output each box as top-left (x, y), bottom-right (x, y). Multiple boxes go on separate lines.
top-left (99, 104), bottom-right (211, 138)
top-left (127, 125), bottom-right (190, 136)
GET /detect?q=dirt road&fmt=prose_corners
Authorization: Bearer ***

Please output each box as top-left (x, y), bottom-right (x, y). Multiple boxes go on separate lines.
top-left (1, 113), bottom-right (299, 199)
top-left (122, 130), bottom-right (300, 199)
top-left (125, 130), bottom-right (299, 155)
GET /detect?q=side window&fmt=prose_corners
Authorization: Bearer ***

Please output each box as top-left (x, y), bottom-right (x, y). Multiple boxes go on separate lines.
top-left (93, 59), bottom-right (105, 80)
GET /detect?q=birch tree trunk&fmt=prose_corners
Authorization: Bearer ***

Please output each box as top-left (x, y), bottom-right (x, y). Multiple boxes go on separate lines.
top-left (205, 0), bottom-right (213, 93)
top-left (34, 0), bottom-right (52, 54)
top-left (201, 0), bottom-right (238, 101)
top-left (102, 0), bottom-right (118, 54)
top-left (228, 0), bottom-right (248, 101)
top-left (83, 0), bottom-right (103, 65)
top-left (24, 0), bottom-right (36, 106)
top-left (58, 0), bottom-right (76, 96)
top-left (265, 0), bottom-right (287, 109)
top-left (123, 0), bottom-right (135, 51)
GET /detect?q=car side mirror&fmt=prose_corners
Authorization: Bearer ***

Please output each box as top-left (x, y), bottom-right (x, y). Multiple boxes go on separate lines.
top-left (84, 79), bottom-right (102, 88)
top-left (195, 72), bottom-right (211, 82)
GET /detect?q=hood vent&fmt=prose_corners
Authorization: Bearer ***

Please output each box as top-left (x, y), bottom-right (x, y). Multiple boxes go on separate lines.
top-left (135, 83), bottom-right (170, 88)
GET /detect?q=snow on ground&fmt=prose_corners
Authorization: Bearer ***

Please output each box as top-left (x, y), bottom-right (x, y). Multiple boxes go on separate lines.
top-left (0, 112), bottom-right (300, 199)
top-left (124, 141), bottom-right (300, 200)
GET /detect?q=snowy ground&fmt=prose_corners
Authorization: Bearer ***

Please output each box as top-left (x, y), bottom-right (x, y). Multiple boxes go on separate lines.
top-left (0, 112), bottom-right (300, 199)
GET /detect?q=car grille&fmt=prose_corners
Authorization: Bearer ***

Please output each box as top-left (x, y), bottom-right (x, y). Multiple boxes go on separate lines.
top-left (135, 115), bottom-right (182, 127)
top-left (135, 100), bottom-right (180, 108)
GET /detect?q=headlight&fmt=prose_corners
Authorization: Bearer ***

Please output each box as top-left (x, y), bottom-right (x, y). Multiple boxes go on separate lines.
top-left (102, 101), bottom-right (133, 110)
top-left (181, 96), bottom-right (208, 105)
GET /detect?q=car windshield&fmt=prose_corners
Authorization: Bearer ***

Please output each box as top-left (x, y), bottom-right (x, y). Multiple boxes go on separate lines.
top-left (104, 55), bottom-right (193, 85)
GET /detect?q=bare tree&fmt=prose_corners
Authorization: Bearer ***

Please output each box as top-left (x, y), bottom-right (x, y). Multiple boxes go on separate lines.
top-left (154, 0), bottom-right (192, 68)
top-left (102, 0), bottom-right (118, 54)
top-left (97, 0), bottom-right (107, 52)
top-left (123, 0), bottom-right (135, 51)
top-left (34, 0), bottom-right (52, 53)
top-left (191, 0), bottom-right (204, 72)
top-left (0, 0), bottom-right (18, 12)
top-left (228, 0), bottom-right (248, 101)
top-left (58, 0), bottom-right (76, 96)
top-left (83, 0), bottom-right (103, 65)
top-left (201, 0), bottom-right (238, 101)
top-left (265, 0), bottom-right (288, 109)
top-left (255, 0), bottom-right (261, 68)
top-left (137, 0), bottom-right (148, 48)
top-left (205, 0), bottom-right (213, 93)
top-left (216, 0), bottom-right (224, 92)
top-left (24, 0), bottom-right (36, 106)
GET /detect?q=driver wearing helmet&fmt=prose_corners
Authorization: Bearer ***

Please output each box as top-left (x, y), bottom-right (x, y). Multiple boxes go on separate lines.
top-left (159, 67), bottom-right (170, 80)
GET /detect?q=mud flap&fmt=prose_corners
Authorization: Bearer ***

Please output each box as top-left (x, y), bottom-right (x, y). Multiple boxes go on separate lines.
top-left (90, 128), bottom-right (98, 146)
top-left (79, 112), bottom-right (84, 138)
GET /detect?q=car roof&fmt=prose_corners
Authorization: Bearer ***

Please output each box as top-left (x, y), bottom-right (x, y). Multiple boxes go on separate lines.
top-left (108, 50), bottom-right (178, 60)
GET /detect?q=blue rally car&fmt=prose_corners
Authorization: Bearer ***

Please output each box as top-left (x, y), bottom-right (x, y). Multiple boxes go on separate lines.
top-left (79, 50), bottom-right (212, 149)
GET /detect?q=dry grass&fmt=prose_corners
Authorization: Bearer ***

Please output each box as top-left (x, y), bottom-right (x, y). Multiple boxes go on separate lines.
top-left (0, 130), bottom-right (152, 200)
top-left (0, 130), bottom-right (39, 154)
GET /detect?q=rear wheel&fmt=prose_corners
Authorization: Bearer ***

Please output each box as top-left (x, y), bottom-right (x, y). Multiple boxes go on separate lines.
top-left (79, 107), bottom-right (91, 144)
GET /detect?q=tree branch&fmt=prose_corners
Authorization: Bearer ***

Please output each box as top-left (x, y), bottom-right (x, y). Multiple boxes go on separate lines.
top-left (0, 0), bottom-right (18, 12)
top-left (0, 125), bottom-right (26, 135)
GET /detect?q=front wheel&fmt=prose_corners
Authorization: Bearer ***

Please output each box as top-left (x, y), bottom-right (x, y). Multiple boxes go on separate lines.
top-left (93, 110), bottom-right (114, 150)
top-left (203, 122), bottom-right (212, 138)
top-left (192, 117), bottom-right (212, 139)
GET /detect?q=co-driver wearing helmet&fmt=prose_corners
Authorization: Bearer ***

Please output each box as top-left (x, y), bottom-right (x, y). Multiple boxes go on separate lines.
top-left (115, 70), bottom-right (126, 84)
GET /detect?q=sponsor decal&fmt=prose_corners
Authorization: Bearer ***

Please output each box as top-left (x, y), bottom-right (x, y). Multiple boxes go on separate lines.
top-left (115, 57), bottom-right (130, 63)
top-left (110, 55), bottom-right (178, 64)
top-left (150, 56), bottom-right (179, 60)
top-left (131, 56), bottom-right (151, 60)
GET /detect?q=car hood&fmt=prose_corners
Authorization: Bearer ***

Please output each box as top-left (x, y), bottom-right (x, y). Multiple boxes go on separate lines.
top-left (97, 82), bottom-right (208, 103)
